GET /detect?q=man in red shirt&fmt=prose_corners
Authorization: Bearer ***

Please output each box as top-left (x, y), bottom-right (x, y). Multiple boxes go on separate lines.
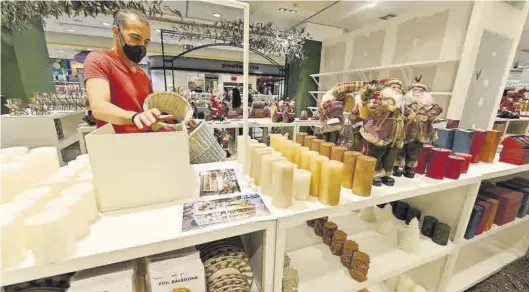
top-left (85, 9), bottom-right (170, 133)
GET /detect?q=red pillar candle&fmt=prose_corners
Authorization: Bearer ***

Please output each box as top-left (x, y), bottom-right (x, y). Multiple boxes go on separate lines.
top-left (415, 144), bottom-right (435, 175)
top-left (454, 152), bottom-right (472, 173)
top-left (469, 129), bottom-right (486, 163)
top-left (426, 148), bottom-right (451, 180)
top-left (445, 155), bottom-right (465, 179)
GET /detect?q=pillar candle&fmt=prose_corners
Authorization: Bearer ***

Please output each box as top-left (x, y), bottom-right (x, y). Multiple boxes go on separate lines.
top-left (311, 139), bottom-right (323, 152)
top-left (454, 152), bottom-right (472, 173)
top-left (319, 160), bottom-right (343, 206)
top-left (283, 140), bottom-right (296, 162)
top-left (1, 162), bottom-right (29, 203)
top-left (15, 187), bottom-right (53, 212)
top-left (252, 148), bottom-right (273, 185)
top-left (62, 183), bottom-right (99, 224)
top-left (445, 155), bottom-right (465, 180)
top-left (479, 130), bottom-right (502, 163)
top-left (310, 155), bottom-right (329, 197)
top-left (300, 150), bottom-right (319, 170)
top-left (271, 161), bottom-right (294, 209)
top-left (261, 154), bottom-right (286, 196)
top-left (415, 144), bottom-right (434, 175)
top-left (331, 146), bottom-right (348, 162)
top-left (270, 134), bottom-right (284, 151)
top-left (39, 168), bottom-right (77, 198)
top-left (426, 148), bottom-right (451, 180)
top-left (452, 129), bottom-right (475, 154)
top-left (295, 146), bottom-right (309, 167)
top-left (352, 156), bottom-right (376, 197)
top-left (342, 151), bottom-right (362, 189)
top-left (421, 216), bottom-right (438, 238)
top-left (1, 213), bottom-right (27, 269)
top-left (29, 147), bottom-right (60, 182)
top-left (434, 128), bottom-right (455, 149)
top-left (303, 135), bottom-right (316, 148)
top-left (296, 132), bottom-right (308, 145)
top-left (320, 142), bottom-right (335, 158)
top-left (236, 135), bottom-right (248, 164)
top-left (46, 194), bottom-right (90, 240)
top-left (1, 146), bottom-right (28, 163)
top-left (293, 169), bottom-right (311, 201)
top-left (247, 143), bottom-right (266, 176)
top-left (470, 129), bottom-right (486, 163)
top-left (290, 143), bottom-right (302, 164)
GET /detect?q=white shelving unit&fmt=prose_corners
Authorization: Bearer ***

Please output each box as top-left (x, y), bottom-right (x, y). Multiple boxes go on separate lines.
top-left (494, 117), bottom-right (529, 138)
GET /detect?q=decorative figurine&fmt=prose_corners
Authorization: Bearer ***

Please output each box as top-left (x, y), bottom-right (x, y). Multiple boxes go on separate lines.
top-left (299, 110), bottom-right (308, 120)
top-left (375, 204), bottom-right (395, 236)
top-left (394, 79), bottom-right (443, 178)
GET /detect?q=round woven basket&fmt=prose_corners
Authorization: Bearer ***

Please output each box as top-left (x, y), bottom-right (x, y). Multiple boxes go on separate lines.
top-left (189, 121), bottom-right (226, 164)
top-left (143, 91), bottom-right (193, 123)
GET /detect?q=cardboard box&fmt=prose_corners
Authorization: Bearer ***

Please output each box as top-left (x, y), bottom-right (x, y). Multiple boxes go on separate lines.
top-left (86, 125), bottom-right (199, 212)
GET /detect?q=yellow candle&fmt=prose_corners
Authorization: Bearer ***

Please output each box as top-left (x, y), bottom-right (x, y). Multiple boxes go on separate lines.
top-left (261, 154), bottom-right (286, 196)
top-left (291, 143), bottom-right (302, 164)
top-left (293, 169), bottom-right (311, 201)
top-left (303, 135), bottom-right (316, 148)
top-left (341, 151), bottom-right (362, 189)
top-left (309, 155), bottom-right (329, 197)
top-left (352, 155), bottom-right (377, 197)
top-left (311, 139), bottom-right (323, 152)
top-left (296, 147), bottom-right (309, 167)
top-left (247, 143), bottom-right (266, 176)
top-left (252, 148), bottom-right (272, 185)
top-left (319, 160), bottom-right (343, 206)
top-left (320, 142), bottom-right (335, 158)
top-left (272, 161), bottom-right (294, 209)
top-left (270, 134), bottom-right (285, 151)
top-left (296, 132), bottom-right (308, 145)
top-left (300, 150), bottom-right (318, 170)
top-left (331, 146), bottom-right (348, 162)
top-left (283, 140), bottom-right (296, 162)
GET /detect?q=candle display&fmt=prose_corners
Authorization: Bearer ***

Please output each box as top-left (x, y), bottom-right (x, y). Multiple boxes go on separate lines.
top-left (252, 148), bottom-right (273, 185)
top-left (303, 135), bottom-right (316, 148)
top-left (415, 145), bottom-right (434, 175)
top-left (300, 150), bottom-right (319, 170)
top-left (309, 155), bottom-right (329, 197)
top-left (311, 139), bottom-right (323, 152)
top-left (352, 156), bottom-right (377, 197)
top-left (271, 161), bottom-right (294, 209)
top-left (283, 140), bottom-right (296, 162)
top-left (319, 160), bottom-right (343, 206)
top-left (426, 148), bottom-right (451, 180)
top-left (296, 146), bottom-right (309, 167)
top-left (454, 152), bottom-right (472, 173)
top-left (296, 132), bottom-right (308, 145)
top-left (261, 154), bottom-right (286, 196)
top-left (320, 142), bottom-right (335, 158)
top-left (293, 169), bottom-right (311, 201)
top-left (479, 130), bottom-right (502, 163)
top-left (331, 146), bottom-right (348, 162)
top-left (445, 155), bottom-right (465, 179)
top-left (342, 151), bottom-right (361, 189)
top-left (291, 143), bottom-right (302, 165)
top-left (247, 143), bottom-right (266, 175)
top-left (270, 134), bottom-right (285, 151)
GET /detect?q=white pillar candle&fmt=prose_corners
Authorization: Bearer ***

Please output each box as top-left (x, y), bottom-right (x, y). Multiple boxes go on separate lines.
top-left (261, 154), bottom-right (286, 196)
top-left (236, 135), bottom-right (247, 164)
top-left (247, 143), bottom-right (266, 176)
top-left (68, 159), bottom-right (90, 172)
top-left (39, 168), bottom-right (77, 198)
top-left (46, 194), bottom-right (89, 240)
top-left (24, 208), bottom-right (76, 265)
top-left (29, 147), bottom-right (60, 179)
top-left (63, 183), bottom-right (99, 224)
top-left (14, 187), bottom-right (53, 212)
top-left (1, 213), bottom-right (27, 269)
top-left (76, 154), bottom-right (90, 161)
top-left (252, 147), bottom-right (273, 185)
top-left (293, 169), bottom-right (311, 201)
top-left (1, 198), bottom-right (38, 220)
top-left (271, 161), bottom-right (294, 209)
top-left (1, 162), bottom-right (29, 203)
top-left (76, 170), bottom-right (94, 184)
top-left (1, 146), bottom-right (28, 163)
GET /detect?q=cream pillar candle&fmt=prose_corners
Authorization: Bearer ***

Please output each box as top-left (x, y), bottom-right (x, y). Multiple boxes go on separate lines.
top-left (261, 155), bottom-right (286, 196)
top-left (283, 140), bottom-right (296, 162)
top-left (319, 160), bottom-right (343, 206)
top-left (46, 194), bottom-right (90, 240)
top-left (1, 198), bottom-right (38, 220)
top-left (331, 146), bottom-right (348, 162)
top-left (309, 155), bottom-right (329, 197)
top-left (247, 143), bottom-right (266, 176)
top-left (76, 170), bottom-right (94, 184)
top-left (293, 169), bottom-right (311, 201)
top-left (300, 150), bottom-right (319, 170)
top-left (1, 213), bottom-right (27, 269)
top-left (236, 135), bottom-right (247, 164)
top-left (352, 155), bottom-right (377, 197)
top-left (270, 134), bottom-right (285, 151)
top-left (39, 168), bottom-right (77, 198)
top-left (29, 147), bottom-right (61, 180)
top-left (1, 162), bottom-right (29, 203)
top-left (252, 147), bottom-right (273, 185)
top-left (271, 161), bottom-right (294, 209)
top-left (320, 142), bottom-right (335, 158)
top-left (310, 139), bottom-right (323, 152)
top-left (63, 183), bottom-right (99, 224)
top-left (15, 187), bottom-right (53, 212)
top-left (296, 147), bottom-right (309, 167)
top-left (1, 146), bottom-right (28, 163)
top-left (296, 132), bottom-right (308, 145)
top-left (76, 154), bottom-right (90, 161)
top-left (341, 151), bottom-right (362, 189)
top-left (291, 143), bottom-right (302, 165)
top-left (303, 135), bottom-right (316, 148)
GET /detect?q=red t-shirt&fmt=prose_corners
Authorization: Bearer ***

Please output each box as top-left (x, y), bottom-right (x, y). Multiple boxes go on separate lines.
top-left (84, 49), bottom-right (152, 133)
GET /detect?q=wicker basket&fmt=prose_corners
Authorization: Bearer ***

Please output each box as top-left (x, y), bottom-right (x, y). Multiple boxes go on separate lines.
top-left (143, 91), bottom-right (193, 123)
top-left (189, 121), bottom-right (226, 164)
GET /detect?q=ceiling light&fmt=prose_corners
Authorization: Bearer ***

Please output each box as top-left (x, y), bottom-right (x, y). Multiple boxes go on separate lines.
top-left (365, 2), bottom-right (377, 8)
top-left (278, 7), bottom-right (298, 14)
top-left (67, 29), bottom-right (75, 32)
top-left (59, 50), bottom-right (64, 53)
top-left (155, 29), bottom-right (161, 32)
top-left (87, 48), bottom-right (93, 51)
top-left (212, 13), bottom-right (221, 18)
top-left (102, 22), bottom-right (110, 26)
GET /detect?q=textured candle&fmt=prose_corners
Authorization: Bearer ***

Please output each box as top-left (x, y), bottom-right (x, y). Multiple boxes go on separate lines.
top-left (270, 134), bottom-right (284, 151)
top-left (261, 154), bottom-right (286, 197)
top-left (283, 140), bottom-right (296, 162)
top-left (296, 132), bottom-right (308, 145)
top-left (271, 161), bottom-right (294, 209)
top-left (415, 144), bottom-right (434, 175)
top-left (300, 150), bottom-right (319, 170)
top-left (432, 222), bottom-right (451, 246)
top-left (331, 146), bottom-right (348, 162)
top-left (454, 152), bottom-right (472, 173)
top-left (293, 169), bottom-right (311, 201)
top-left (303, 135), bottom-right (316, 148)
top-left (340, 240), bottom-right (359, 268)
top-left (479, 130), bottom-right (502, 163)
top-left (434, 128), bottom-right (455, 149)
top-left (342, 151), bottom-right (361, 189)
top-left (247, 143), bottom-right (266, 176)
top-left (330, 230), bottom-right (347, 255)
top-left (15, 187), bottom-right (53, 211)
top-left (352, 156), bottom-right (377, 197)
top-left (1, 162), bottom-right (29, 203)
top-left (320, 142), bottom-right (335, 158)
top-left (310, 155), bottom-right (329, 197)
top-left (1, 146), bottom-right (28, 163)
top-left (445, 155), bottom-right (465, 179)
top-left (452, 129), bottom-right (475, 154)
top-left (62, 183), bottom-right (99, 224)
top-left (252, 147), bottom-right (272, 185)
top-left (311, 139), bottom-right (323, 152)
top-left (319, 160), bottom-right (343, 206)
top-left (426, 148), bottom-right (451, 180)
top-left (290, 143), bottom-right (302, 164)
top-left (322, 221), bottom-right (338, 245)
top-left (470, 129), bottom-right (486, 163)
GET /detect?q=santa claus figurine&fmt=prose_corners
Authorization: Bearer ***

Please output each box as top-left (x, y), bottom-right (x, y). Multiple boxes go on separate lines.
top-left (360, 79), bottom-right (405, 186)
top-left (393, 81), bottom-right (442, 178)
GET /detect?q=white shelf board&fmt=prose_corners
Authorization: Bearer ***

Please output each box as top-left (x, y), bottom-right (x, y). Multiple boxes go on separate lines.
top-left (310, 59), bottom-right (459, 78)
top-left (465, 158), bottom-right (529, 180)
top-left (495, 117), bottom-right (529, 122)
top-left (288, 223), bottom-right (455, 292)
top-left (367, 283), bottom-right (393, 292)
top-left (204, 118), bottom-right (321, 129)
top-left (462, 215), bottom-right (529, 246)
top-left (308, 91), bottom-right (327, 94)
top-left (1, 111), bottom-right (83, 119)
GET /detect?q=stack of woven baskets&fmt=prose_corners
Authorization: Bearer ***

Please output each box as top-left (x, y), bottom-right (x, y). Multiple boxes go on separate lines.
top-left (143, 92), bottom-right (226, 164)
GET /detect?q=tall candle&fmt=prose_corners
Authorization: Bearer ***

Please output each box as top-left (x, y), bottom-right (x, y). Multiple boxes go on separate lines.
top-left (470, 129), bottom-right (486, 163)
top-left (272, 161), bottom-right (294, 209)
top-left (247, 143), bottom-right (266, 176)
top-left (342, 151), bottom-right (362, 189)
top-left (252, 147), bottom-right (273, 185)
top-left (283, 140), bottom-right (295, 162)
top-left (236, 135), bottom-right (249, 164)
top-left (415, 144), bottom-right (434, 175)
top-left (479, 130), bottom-right (502, 163)
top-left (310, 155), bottom-right (330, 197)
top-left (331, 146), bottom-right (348, 162)
top-left (270, 134), bottom-right (284, 151)
top-left (352, 156), bottom-right (376, 197)
top-left (426, 148), bottom-right (451, 180)
top-left (261, 154), bottom-right (286, 196)
top-left (445, 155), bottom-right (464, 179)
top-left (454, 152), bottom-right (472, 173)
top-left (296, 132), bottom-right (308, 145)
top-left (320, 142), bottom-right (335, 158)
top-left (293, 169), bottom-right (311, 201)
top-left (291, 143), bottom-right (302, 164)
top-left (300, 150), bottom-right (319, 170)
top-left (319, 160), bottom-right (343, 206)
top-left (311, 139), bottom-right (323, 152)
top-left (295, 146), bottom-right (309, 167)
top-left (303, 135), bottom-right (316, 149)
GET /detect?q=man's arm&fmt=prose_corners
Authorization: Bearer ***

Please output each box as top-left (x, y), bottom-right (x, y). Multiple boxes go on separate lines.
top-left (86, 78), bottom-right (136, 125)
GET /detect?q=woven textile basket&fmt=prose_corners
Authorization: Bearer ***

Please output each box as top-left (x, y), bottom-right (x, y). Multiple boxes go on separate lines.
top-left (189, 121), bottom-right (226, 164)
top-left (143, 91), bottom-right (193, 122)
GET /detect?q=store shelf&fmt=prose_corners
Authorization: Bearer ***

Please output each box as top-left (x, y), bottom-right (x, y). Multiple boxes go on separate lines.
top-left (465, 158), bottom-right (529, 180)
top-left (288, 227), bottom-right (455, 292)
top-left (430, 92), bottom-right (453, 96)
top-left (495, 117), bottom-right (529, 122)
top-left (310, 59), bottom-right (459, 78)
top-left (461, 216), bottom-right (529, 246)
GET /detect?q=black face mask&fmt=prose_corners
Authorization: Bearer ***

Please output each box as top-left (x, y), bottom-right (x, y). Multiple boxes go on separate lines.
top-left (118, 29), bottom-right (147, 64)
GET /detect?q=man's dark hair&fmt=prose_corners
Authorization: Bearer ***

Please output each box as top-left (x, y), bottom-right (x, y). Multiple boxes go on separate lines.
top-left (112, 9), bottom-right (150, 28)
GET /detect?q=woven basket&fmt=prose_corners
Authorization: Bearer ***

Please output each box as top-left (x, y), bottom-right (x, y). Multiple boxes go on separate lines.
top-left (143, 91), bottom-right (193, 123)
top-left (189, 121), bottom-right (226, 164)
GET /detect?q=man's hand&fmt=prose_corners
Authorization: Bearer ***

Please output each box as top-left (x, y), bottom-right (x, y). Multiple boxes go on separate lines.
top-left (132, 108), bottom-right (173, 129)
